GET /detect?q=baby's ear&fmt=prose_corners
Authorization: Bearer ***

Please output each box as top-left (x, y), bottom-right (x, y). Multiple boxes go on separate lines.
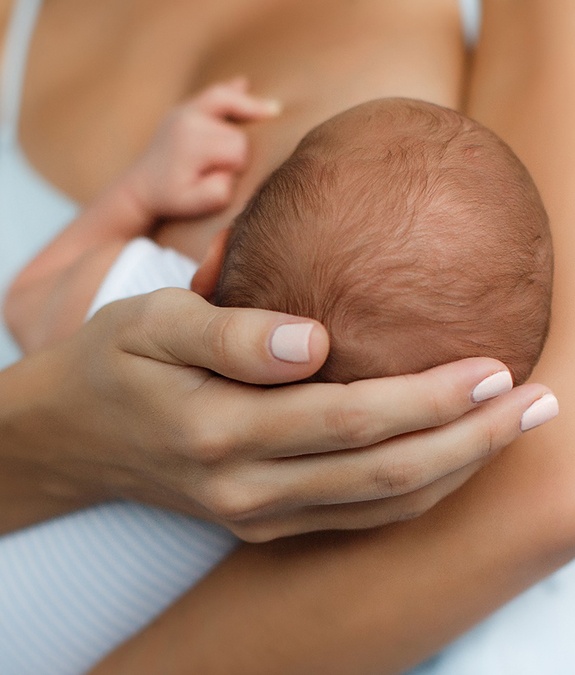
top-left (191, 227), bottom-right (230, 300)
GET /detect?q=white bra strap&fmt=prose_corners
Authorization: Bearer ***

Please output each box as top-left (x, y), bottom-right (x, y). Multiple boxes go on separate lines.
top-left (459, 0), bottom-right (482, 48)
top-left (0, 0), bottom-right (44, 143)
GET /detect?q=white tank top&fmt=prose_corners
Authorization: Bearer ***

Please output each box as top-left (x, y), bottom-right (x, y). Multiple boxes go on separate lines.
top-left (0, 0), bottom-right (78, 368)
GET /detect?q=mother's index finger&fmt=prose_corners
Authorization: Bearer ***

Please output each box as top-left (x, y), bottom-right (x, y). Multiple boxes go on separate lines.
top-left (223, 358), bottom-right (517, 459)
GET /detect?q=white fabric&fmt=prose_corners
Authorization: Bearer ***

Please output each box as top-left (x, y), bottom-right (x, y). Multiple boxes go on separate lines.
top-left (0, 504), bottom-right (237, 675)
top-left (86, 237), bottom-right (199, 318)
top-left (459, 0), bottom-right (482, 47)
top-left (0, 236), bottom-right (238, 675)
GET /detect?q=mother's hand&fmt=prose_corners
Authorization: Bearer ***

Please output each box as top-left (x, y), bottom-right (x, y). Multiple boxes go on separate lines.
top-left (1, 288), bottom-right (556, 540)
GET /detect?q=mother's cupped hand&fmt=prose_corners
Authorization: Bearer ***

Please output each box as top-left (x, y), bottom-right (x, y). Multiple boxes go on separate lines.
top-left (4, 288), bottom-right (556, 541)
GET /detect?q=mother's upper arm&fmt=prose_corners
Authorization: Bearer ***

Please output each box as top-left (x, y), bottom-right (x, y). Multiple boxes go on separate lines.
top-left (466, 0), bottom-right (575, 551)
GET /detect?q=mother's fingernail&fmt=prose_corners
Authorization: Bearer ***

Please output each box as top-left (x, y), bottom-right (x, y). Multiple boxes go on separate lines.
top-left (520, 393), bottom-right (559, 432)
top-left (471, 370), bottom-right (513, 403)
top-left (270, 323), bottom-right (313, 363)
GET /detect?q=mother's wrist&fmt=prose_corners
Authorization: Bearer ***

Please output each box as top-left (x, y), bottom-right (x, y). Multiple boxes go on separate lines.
top-left (0, 350), bottom-right (104, 532)
top-left (0, 457), bottom-right (99, 534)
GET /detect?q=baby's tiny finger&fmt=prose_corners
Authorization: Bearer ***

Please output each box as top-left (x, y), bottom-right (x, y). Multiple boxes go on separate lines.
top-left (226, 75), bottom-right (249, 92)
top-left (196, 84), bottom-right (282, 121)
top-left (182, 171), bottom-right (235, 215)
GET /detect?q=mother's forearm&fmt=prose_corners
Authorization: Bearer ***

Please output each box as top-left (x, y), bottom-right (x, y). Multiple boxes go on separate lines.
top-left (192, 459), bottom-right (571, 675)
top-left (0, 350), bottom-right (101, 533)
top-left (90, 413), bottom-right (573, 675)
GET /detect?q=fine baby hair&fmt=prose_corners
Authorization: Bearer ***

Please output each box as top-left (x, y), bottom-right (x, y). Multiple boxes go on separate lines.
top-left (215, 98), bottom-right (552, 384)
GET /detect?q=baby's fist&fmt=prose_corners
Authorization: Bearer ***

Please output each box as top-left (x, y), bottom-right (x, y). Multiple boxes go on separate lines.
top-left (126, 78), bottom-right (281, 218)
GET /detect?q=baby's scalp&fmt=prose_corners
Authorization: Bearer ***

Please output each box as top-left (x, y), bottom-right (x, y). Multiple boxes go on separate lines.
top-left (216, 98), bottom-right (552, 384)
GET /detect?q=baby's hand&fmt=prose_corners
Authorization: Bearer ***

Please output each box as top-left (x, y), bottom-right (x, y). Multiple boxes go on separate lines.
top-left (123, 78), bottom-right (281, 219)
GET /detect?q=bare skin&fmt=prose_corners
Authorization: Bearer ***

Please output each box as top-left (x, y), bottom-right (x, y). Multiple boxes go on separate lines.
top-left (1, 0), bottom-right (567, 673)
top-left (2, 0), bottom-right (540, 541)
top-left (14, 0), bottom-right (465, 258)
top-left (5, 78), bottom-right (281, 352)
top-left (91, 0), bottom-right (575, 672)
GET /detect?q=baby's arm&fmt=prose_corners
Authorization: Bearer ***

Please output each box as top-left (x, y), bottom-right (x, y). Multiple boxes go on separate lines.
top-left (5, 80), bottom-right (280, 353)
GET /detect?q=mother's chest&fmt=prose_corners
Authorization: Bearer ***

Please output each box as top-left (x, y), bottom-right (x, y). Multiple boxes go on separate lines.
top-left (19, 0), bottom-right (461, 202)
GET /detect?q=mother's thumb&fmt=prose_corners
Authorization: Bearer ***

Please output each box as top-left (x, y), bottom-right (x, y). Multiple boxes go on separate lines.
top-left (106, 288), bottom-right (330, 385)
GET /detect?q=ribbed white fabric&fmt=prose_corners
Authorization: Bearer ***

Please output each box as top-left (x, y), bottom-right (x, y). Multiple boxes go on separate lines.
top-left (0, 503), bottom-right (237, 674)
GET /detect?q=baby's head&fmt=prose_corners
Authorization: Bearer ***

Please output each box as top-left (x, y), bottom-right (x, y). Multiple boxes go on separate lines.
top-left (209, 98), bottom-right (552, 384)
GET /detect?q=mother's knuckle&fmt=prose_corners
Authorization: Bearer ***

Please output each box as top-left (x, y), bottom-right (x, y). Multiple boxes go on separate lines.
top-left (428, 392), bottom-right (447, 427)
top-left (326, 400), bottom-right (374, 448)
top-left (423, 387), bottom-right (453, 428)
top-left (384, 490), bottom-right (436, 524)
top-left (229, 520), bottom-right (279, 543)
top-left (194, 422), bottom-right (235, 465)
top-left (138, 288), bottom-right (177, 324)
top-left (375, 457), bottom-right (423, 498)
top-left (475, 422), bottom-right (497, 460)
top-left (203, 478), bottom-right (253, 521)
top-left (203, 311), bottom-right (242, 371)
top-left (204, 479), bottom-right (274, 527)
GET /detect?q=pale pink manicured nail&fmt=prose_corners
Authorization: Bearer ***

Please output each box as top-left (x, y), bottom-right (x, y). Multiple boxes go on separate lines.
top-left (270, 323), bottom-right (313, 363)
top-left (520, 393), bottom-right (559, 432)
top-left (471, 371), bottom-right (513, 403)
